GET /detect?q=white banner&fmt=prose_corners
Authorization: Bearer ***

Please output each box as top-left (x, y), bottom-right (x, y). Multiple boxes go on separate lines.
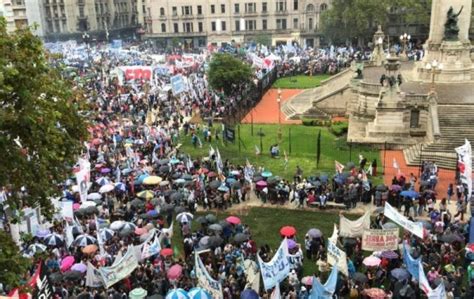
top-left (195, 252), bottom-right (223, 298)
top-left (141, 232), bottom-right (161, 260)
top-left (384, 202), bottom-right (424, 238)
top-left (339, 211), bottom-right (371, 238)
top-left (85, 262), bottom-right (103, 288)
top-left (455, 139), bottom-right (472, 199)
top-left (327, 240), bottom-right (348, 276)
top-left (257, 238), bottom-right (291, 290)
top-left (362, 228), bottom-right (399, 251)
top-left (418, 261), bottom-right (447, 298)
top-left (75, 169), bottom-right (89, 203)
top-left (60, 201), bottom-right (73, 221)
top-left (287, 251), bottom-right (303, 270)
top-left (98, 246), bottom-right (139, 288)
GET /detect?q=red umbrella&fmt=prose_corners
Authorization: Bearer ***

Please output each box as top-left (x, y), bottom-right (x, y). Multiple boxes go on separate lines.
top-left (207, 171), bottom-right (217, 178)
top-left (280, 226), bottom-right (297, 237)
top-left (226, 216), bottom-right (241, 225)
top-left (91, 138), bottom-right (102, 145)
top-left (167, 264), bottom-right (183, 280)
top-left (199, 168), bottom-right (209, 174)
top-left (160, 248), bottom-right (173, 257)
top-left (256, 180), bottom-right (267, 187)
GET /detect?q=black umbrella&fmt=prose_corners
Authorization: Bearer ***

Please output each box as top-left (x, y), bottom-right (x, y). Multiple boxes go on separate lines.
top-left (147, 295), bottom-right (164, 299)
top-left (252, 176), bottom-right (263, 183)
top-left (182, 174), bottom-right (193, 180)
top-left (119, 228), bottom-right (134, 237)
top-left (171, 173), bottom-right (181, 179)
top-left (208, 223), bottom-right (223, 232)
top-left (158, 159), bottom-right (169, 165)
top-left (438, 233), bottom-right (463, 244)
top-left (159, 165), bottom-right (170, 173)
top-left (209, 236), bottom-right (224, 247)
top-left (174, 206), bottom-right (186, 214)
top-left (130, 198), bottom-right (145, 208)
top-left (219, 220), bottom-right (231, 228)
top-left (49, 272), bottom-right (63, 283)
top-left (170, 192), bottom-right (183, 202)
top-left (196, 216), bottom-right (208, 224)
top-left (84, 206), bottom-right (99, 215)
top-left (63, 270), bottom-right (83, 281)
top-left (209, 180), bottom-right (221, 189)
top-left (352, 272), bottom-right (368, 284)
top-left (234, 233), bottom-right (249, 243)
top-left (161, 203), bottom-right (175, 213)
top-left (205, 214), bottom-right (217, 223)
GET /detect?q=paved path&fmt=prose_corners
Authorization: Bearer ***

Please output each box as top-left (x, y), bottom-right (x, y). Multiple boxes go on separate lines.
top-left (241, 89), bottom-right (303, 124)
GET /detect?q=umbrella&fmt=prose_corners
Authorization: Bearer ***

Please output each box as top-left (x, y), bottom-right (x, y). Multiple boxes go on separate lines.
top-left (301, 276), bottom-right (313, 286)
top-left (82, 244), bottom-right (98, 254)
top-left (399, 285), bottom-right (415, 297)
top-left (167, 264), bottom-right (183, 280)
top-left (438, 233), bottom-right (463, 244)
top-left (181, 174), bottom-right (193, 181)
top-left (160, 180), bottom-right (170, 187)
top-left (63, 270), bottom-right (83, 281)
top-left (99, 228), bottom-right (115, 241)
top-left (71, 263), bottom-right (87, 273)
top-left (226, 177), bottom-right (237, 185)
top-left (49, 272), bottom-right (63, 283)
top-left (353, 272), bottom-right (368, 284)
top-left (205, 214), bottom-right (217, 224)
top-left (391, 268), bottom-right (410, 281)
top-left (122, 222), bottom-right (137, 231)
top-left (115, 182), bottom-right (127, 192)
top-left (158, 159), bottom-right (170, 165)
top-left (130, 198), bottom-right (145, 208)
top-left (170, 158), bottom-right (180, 164)
top-left (261, 171), bottom-right (272, 177)
top-left (80, 201), bottom-right (96, 209)
top-left (159, 165), bottom-right (170, 173)
top-left (207, 171), bottom-right (217, 178)
top-left (209, 180), bottom-right (221, 189)
top-left (256, 180), bottom-right (267, 187)
top-left (382, 222), bottom-right (398, 229)
top-left (380, 251), bottom-right (399, 259)
top-left (147, 210), bottom-right (159, 218)
top-left (226, 216), bottom-right (241, 225)
top-left (208, 236), bottom-right (224, 247)
top-left (44, 233), bottom-right (64, 247)
top-left (252, 176), bottom-right (263, 183)
top-left (110, 220), bottom-right (125, 231)
top-left (60, 256), bottom-right (75, 272)
top-left (187, 288), bottom-right (212, 299)
top-left (143, 176), bottom-right (162, 185)
top-left (287, 239), bottom-right (297, 249)
top-left (136, 174), bottom-right (150, 184)
top-left (307, 228), bottom-right (322, 238)
top-left (130, 288), bottom-right (148, 299)
top-left (170, 192), bottom-right (184, 202)
top-left (240, 289), bottom-right (259, 299)
top-left (165, 289), bottom-right (189, 299)
top-left (137, 190), bottom-right (154, 199)
top-left (27, 243), bottom-right (47, 255)
top-left (99, 184), bottom-right (114, 193)
top-left (74, 234), bottom-right (97, 247)
top-left (280, 226), bottom-right (297, 237)
top-left (174, 206), bottom-right (186, 214)
top-left (208, 223), bottom-right (223, 232)
top-left (376, 184), bottom-right (387, 191)
top-left (362, 288), bottom-right (386, 298)
top-left (161, 248), bottom-right (173, 257)
top-left (196, 216), bottom-right (207, 224)
top-left (400, 190), bottom-right (419, 198)
top-left (95, 177), bottom-right (110, 186)
top-left (119, 228), bottom-right (134, 237)
top-left (363, 256), bottom-right (381, 267)
top-left (217, 185), bottom-right (229, 192)
top-left (234, 233), bottom-right (249, 243)
top-left (87, 193), bottom-right (102, 200)
top-left (35, 229), bottom-right (50, 238)
top-left (390, 185), bottom-right (402, 192)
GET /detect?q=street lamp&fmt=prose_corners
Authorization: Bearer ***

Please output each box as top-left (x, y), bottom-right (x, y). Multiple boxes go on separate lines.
top-left (277, 88), bottom-right (282, 142)
top-left (399, 33), bottom-right (411, 61)
top-left (425, 60), bottom-right (443, 93)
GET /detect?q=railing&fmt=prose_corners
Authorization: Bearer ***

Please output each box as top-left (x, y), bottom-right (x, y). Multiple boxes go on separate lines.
top-left (358, 82), bottom-right (381, 95)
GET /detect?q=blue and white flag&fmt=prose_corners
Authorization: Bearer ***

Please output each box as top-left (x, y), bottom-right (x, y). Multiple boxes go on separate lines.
top-left (195, 252), bottom-right (223, 298)
top-left (257, 238), bottom-right (291, 290)
top-left (310, 265), bottom-right (338, 299)
top-left (418, 261), bottom-right (447, 298)
top-left (402, 242), bottom-right (421, 280)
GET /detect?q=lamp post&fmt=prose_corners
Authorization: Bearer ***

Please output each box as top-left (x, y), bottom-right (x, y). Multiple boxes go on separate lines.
top-left (399, 33), bottom-right (411, 61)
top-left (277, 88), bottom-right (282, 142)
top-left (425, 60), bottom-right (443, 93)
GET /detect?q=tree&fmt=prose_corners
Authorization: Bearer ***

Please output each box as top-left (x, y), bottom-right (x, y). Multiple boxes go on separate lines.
top-left (321, 0), bottom-right (431, 46)
top-left (207, 53), bottom-right (253, 96)
top-left (0, 230), bottom-right (31, 288)
top-left (0, 20), bottom-right (88, 218)
top-left (254, 34), bottom-right (272, 47)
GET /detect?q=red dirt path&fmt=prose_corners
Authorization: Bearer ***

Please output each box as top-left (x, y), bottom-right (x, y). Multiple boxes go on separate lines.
top-left (241, 89), bottom-right (303, 124)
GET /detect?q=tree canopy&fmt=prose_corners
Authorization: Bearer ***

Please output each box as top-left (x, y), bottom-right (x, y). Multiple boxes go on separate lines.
top-left (321, 0), bottom-right (431, 45)
top-left (0, 20), bottom-right (88, 218)
top-left (207, 53), bottom-right (253, 96)
top-left (0, 230), bottom-right (31, 288)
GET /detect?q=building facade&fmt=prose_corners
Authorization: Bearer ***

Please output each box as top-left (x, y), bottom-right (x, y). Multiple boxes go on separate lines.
top-left (144, 0), bottom-right (331, 48)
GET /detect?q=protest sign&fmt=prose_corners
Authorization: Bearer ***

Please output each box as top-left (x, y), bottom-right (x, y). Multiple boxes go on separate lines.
top-left (257, 238), bottom-right (291, 290)
top-left (384, 202), bottom-right (424, 238)
top-left (362, 228), bottom-right (399, 251)
top-left (339, 211), bottom-right (370, 238)
top-left (98, 246), bottom-right (139, 288)
top-left (171, 75), bottom-right (187, 95)
top-left (327, 240), bottom-right (348, 276)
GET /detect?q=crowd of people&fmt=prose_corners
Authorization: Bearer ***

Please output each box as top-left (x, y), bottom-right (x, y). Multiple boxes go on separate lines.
top-left (0, 39), bottom-right (472, 299)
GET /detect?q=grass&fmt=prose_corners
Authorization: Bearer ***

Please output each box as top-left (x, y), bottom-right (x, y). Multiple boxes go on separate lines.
top-left (172, 207), bottom-right (359, 276)
top-left (272, 74), bottom-right (331, 89)
top-left (179, 124), bottom-right (383, 184)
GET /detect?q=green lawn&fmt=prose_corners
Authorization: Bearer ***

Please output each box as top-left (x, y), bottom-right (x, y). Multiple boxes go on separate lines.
top-left (179, 124), bottom-right (382, 183)
top-left (272, 74), bottom-right (331, 89)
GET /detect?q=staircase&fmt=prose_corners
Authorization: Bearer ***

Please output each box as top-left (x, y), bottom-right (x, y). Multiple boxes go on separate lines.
top-left (404, 104), bottom-right (474, 169)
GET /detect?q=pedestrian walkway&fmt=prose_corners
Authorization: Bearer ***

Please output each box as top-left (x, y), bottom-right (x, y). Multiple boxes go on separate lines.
top-left (241, 89), bottom-right (303, 124)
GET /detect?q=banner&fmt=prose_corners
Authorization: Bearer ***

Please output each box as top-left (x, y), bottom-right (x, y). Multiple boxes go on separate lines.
top-left (257, 238), bottom-right (291, 290)
top-left (362, 228), bottom-right (399, 251)
top-left (287, 251), bottom-right (303, 270)
top-left (170, 75), bottom-right (187, 95)
top-left (339, 211), bottom-right (371, 238)
top-left (418, 261), bottom-right (447, 298)
top-left (60, 201), bottom-right (73, 221)
top-left (85, 262), bottom-right (103, 288)
top-left (98, 246), bottom-right (139, 288)
top-left (455, 139), bottom-right (472, 199)
top-left (141, 231), bottom-right (161, 260)
top-left (327, 240), bottom-right (348, 276)
top-left (195, 252), bottom-right (223, 299)
top-left (118, 66), bottom-right (153, 82)
top-left (384, 202), bottom-right (424, 238)
top-left (244, 260), bottom-right (260, 293)
top-left (402, 242), bottom-right (420, 279)
top-left (252, 54), bottom-right (264, 69)
top-left (33, 261), bottom-right (54, 299)
top-left (75, 169), bottom-right (89, 203)
top-left (310, 265), bottom-right (338, 299)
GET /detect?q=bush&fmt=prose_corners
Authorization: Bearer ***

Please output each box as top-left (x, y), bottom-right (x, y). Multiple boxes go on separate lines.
top-left (301, 118), bottom-right (331, 127)
top-left (330, 121), bottom-right (349, 136)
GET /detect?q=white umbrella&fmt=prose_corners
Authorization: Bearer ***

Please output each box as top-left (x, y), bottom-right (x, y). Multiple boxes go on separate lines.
top-left (121, 222), bottom-right (136, 231)
top-left (99, 228), bottom-right (114, 241)
top-left (110, 220), bottom-right (125, 231)
top-left (27, 243), bottom-right (47, 255)
top-left (95, 177), bottom-right (110, 186)
top-left (74, 234), bottom-right (97, 247)
top-left (99, 184), bottom-right (114, 193)
top-left (87, 193), bottom-right (102, 200)
top-left (176, 212), bottom-right (193, 223)
top-left (80, 201), bottom-right (96, 209)
top-left (44, 233), bottom-right (64, 247)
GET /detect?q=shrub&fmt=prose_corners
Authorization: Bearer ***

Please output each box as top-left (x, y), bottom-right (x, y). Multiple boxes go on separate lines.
top-left (301, 118), bottom-right (331, 127)
top-left (330, 121), bottom-right (349, 136)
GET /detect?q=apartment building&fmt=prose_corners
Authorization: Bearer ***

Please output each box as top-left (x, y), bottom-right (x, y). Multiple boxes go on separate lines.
top-left (144, 0), bottom-right (331, 48)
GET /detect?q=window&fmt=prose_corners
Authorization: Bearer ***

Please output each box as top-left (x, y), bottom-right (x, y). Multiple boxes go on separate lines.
top-left (160, 7), bottom-right (164, 16)
top-left (235, 20), bottom-right (240, 31)
top-left (173, 23), bottom-right (178, 32)
top-left (308, 18), bottom-right (313, 30)
top-left (262, 19), bottom-right (267, 30)
top-left (198, 22), bottom-right (203, 32)
top-left (197, 5), bottom-right (202, 14)
top-left (410, 110), bottom-right (420, 128)
top-left (306, 4), bottom-right (314, 12)
top-left (185, 22), bottom-right (193, 32)
top-left (245, 20), bottom-right (256, 31)
top-left (320, 3), bottom-right (328, 11)
top-left (276, 1), bottom-right (286, 12)
top-left (276, 18), bottom-right (287, 29)
top-left (210, 5), bottom-right (215, 14)
top-left (234, 4), bottom-right (239, 13)
top-left (262, 2), bottom-right (267, 12)
top-left (221, 4), bottom-right (225, 13)
top-left (293, 0), bottom-right (298, 10)
top-left (293, 18), bottom-right (298, 29)
top-left (245, 3), bottom-right (256, 13)
top-left (172, 6), bottom-right (177, 16)
top-left (211, 21), bottom-right (216, 31)
top-left (161, 23), bottom-right (166, 32)
top-left (182, 6), bottom-right (192, 15)
top-left (219, 21), bottom-right (225, 31)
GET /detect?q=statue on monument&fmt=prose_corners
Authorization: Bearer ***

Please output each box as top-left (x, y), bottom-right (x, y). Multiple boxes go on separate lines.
top-left (444, 6), bottom-right (464, 41)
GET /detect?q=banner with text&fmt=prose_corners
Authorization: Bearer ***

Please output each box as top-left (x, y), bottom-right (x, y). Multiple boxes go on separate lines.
top-left (327, 240), bottom-right (348, 276)
top-left (257, 238), bottom-right (291, 290)
top-left (362, 228), bottom-right (399, 251)
top-left (195, 252), bottom-right (223, 298)
top-left (339, 211), bottom-right (371, 238)
top-left (98, 246), bottom-right (138, 288)
top-left (384, 202), bottom-right (424, 238)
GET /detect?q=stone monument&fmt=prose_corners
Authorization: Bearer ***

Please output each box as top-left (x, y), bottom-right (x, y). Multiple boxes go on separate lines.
top-left (370, 25), bottom-right (385, 67)
top-left (417, 0), bottom-right (473, 82)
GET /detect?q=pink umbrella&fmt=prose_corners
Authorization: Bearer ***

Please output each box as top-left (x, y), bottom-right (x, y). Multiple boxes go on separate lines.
top-left (60, 256), bottom-right (75, 272)
top-left (256, 180), bottom-right (267, 187)
top-left (301, 276), bottom-right (313, 286)
top-left (363, 256), bottom-right (381, 267)
top-left (71, 263), bottom-right (87, 273)
top-left (135, 227), bottom-right (148, 235)
top-left (73, 203), bottom-right (80, 211)
top-left (167, 264), bottom-right (183, 280)
top-left (226, 216), bottom-right (241, 225)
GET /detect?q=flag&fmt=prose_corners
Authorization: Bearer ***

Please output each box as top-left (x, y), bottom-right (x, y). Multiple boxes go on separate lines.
top-left (141, 231), bottom-right (161, 260)
top-left (418, 261), bottom-right (447, 298)
top-left (209, 145), bottom-right (216, 158)
top-left (316, 130), bottom-right (321, 167)
top-left (393, 158), bottom-right (400, 174)
top-left (85, 262), bottom-right (103, 287)
top-left (329, 224), bottom-right (339, 244)
top-left (310, 265), bottom-right (338, 298)
top-left (270, 284), bottom-right (281, 299)
top-left (216, 147), bottom-right (223, 174)
top-left (116, 165), bottom-right (121, 183)
top-left (402, 242), bottom-right (420, 279)
top-left (255, 145), bottom-right (260, 156)
top-left (455, 139), bottom-right (472, 199)
top-left (32, 261), bottom-right (54, 299)
top-left (95, 215), bottom-right (105, 256)
top-left (335, 160), bottom-right (344, 174)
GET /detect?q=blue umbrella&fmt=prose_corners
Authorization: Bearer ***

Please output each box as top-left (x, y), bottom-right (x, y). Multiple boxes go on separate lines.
top-left (187, 288), bottom-right (211, 299)
top-left (262, 171), bottom-right (272, 178)
top-left (170, 158), bottom-right (180, 164)
top-left (400, 190), bottom-right (419, 198)
top-left (135, 174), bottom-right (149, 184)
top-left (115, 182), bottom-right (127, 192)
top-left (226, 178), bottom-right (237, 184)
top-left (240, 289), bottom-right (259, 299)
top-left (391, 268), bottom-right (410, 281)
top-left (166, 288), bottom-right (189, 299)
top-left (218, 185), bottom-right (229, 192)
top-left (95, 177), bottom-right (110, 186)
top-left (147, 210), bottom-right (159, 218)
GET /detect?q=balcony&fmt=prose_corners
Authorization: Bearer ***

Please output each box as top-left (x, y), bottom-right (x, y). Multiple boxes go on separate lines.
top-left (196, 14), bottom-right (204, 19)
top-left (171, 13), bottom-right (179, 19)
top-left (146, 31), bottom-right (207, 37)
top-left (181, 14), bottom-right (193, 20)
top-left (158, 15), bottom-right (166, 20)
top-left (244, 10), bottom-right (258, 16)
top-left (275, 10), bottom-right (289, 16)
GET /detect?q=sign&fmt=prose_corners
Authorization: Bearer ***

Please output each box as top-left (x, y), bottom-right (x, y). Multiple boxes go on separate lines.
top-left (85, 262), bottom-right (103, 288)
top-left (195, 252), bottom-right (223, 298)
top-left (418, 261), bottom-right (447, 298)
top-left (60, 201), bottom-right (73, 221)
top-left (362, 228), bottom-right (399, 251)
top-left (118, 66), bottom-right (153, 82)
top-left (33, 262), bottom-right (54, 299)
top-left (99, 246), bottom-right (139, 288)
top-left (224, 127), bottom-right (235, 142)
top-left (384, 202), bottom-right (424, 238)
top-left (327, 240), bottom-right (348, 276)
top-left (141, 232), bottom-right (161, 260)
top-left (287, 251), bottom-right (303, 270)
top-left (455, 139), bottom-right (472, 199)
top-left (170, 75), bottom-right (187, 95)
top-left (257, 238), bottom-right (291, 290)
top-left (75, 169), bottom-right (89, 203)
top-left (339, 211), bottom-right (370, 238)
